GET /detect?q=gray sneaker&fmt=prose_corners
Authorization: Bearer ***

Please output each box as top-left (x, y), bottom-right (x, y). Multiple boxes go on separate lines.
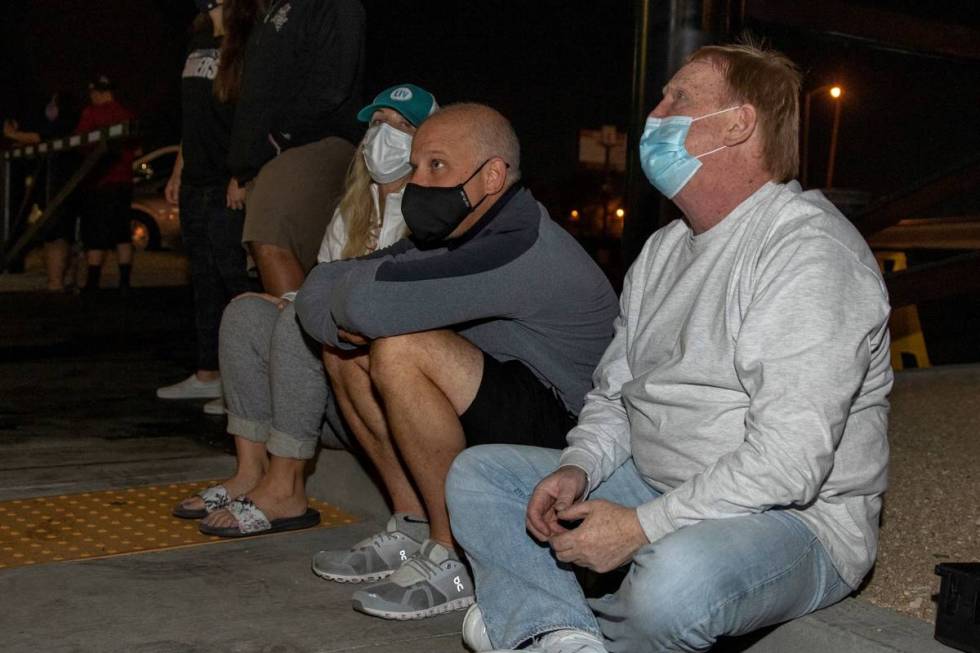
top-left (352, 539), bottom-right (475, 620)
top-left (312, 513), bottom-right (429, 583)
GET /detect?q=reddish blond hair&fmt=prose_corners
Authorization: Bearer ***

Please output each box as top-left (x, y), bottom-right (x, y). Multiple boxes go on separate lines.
top-left (688, 42), bottom-right (802, 182)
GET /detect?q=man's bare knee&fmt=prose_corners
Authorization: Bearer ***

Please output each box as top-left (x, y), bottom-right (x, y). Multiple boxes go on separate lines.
top-left (369, 333), bottom-right (429, 389)
top-left (369, 331), bottom-right (482, 415)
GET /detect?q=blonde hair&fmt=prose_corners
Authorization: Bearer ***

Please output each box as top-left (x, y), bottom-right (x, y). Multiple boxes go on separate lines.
top-left (688, 40), bottom-right (802, 182)
top-left (338, 152), bottom-right (409, 259)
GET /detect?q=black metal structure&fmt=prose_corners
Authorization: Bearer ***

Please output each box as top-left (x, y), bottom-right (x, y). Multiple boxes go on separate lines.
top-left (622, 0), bottom-right (746, 268)
top-left (0, 121), bottom-right (137, 272)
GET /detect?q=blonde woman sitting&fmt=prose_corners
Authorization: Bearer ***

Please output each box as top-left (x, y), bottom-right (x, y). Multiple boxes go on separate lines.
top-left (173, 85), bottom-right (438, 537)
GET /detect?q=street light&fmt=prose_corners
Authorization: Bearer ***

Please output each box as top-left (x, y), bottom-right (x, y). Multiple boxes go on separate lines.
top-left (825, 86), bottom-right (844, 188)
top-left (802, 84), bottom-right (844, 188)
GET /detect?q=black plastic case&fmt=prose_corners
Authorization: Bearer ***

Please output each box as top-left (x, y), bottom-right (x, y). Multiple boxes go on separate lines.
top-left (935, 562), bottom-right (980, 653)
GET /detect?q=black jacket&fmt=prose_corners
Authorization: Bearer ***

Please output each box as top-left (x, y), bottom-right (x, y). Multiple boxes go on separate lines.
top-left (228, 0), bottom-right (365, 183)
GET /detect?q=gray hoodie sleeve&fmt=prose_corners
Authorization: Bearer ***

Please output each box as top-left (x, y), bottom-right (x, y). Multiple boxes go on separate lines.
top-left (294, 258), bottom-right (363, 349)
top-left (293, 239), bottom-right (415, 348)
top-left (295, 234), bottom-right (534, 349)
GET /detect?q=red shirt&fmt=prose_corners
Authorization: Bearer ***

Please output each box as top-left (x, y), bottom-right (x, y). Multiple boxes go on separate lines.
top-left (75, 100), bottom-right (136, 187)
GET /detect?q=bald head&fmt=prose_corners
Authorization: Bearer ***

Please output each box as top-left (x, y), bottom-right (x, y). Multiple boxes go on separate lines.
top-left (419, 103), bottom-right (521, 185)
top-left (408, 102), bottom-right (523, 240)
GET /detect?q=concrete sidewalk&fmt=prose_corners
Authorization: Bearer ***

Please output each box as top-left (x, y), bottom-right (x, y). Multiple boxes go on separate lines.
top-left (0, 517), bottom-right (467, 653)
top-left (0, 248), bottom-right (190, 293)
top-left (0, 287), bottom-right (468, 653)
top-left (0, 426), bottom-right (465, 652)
top-left (0, 287), bottom-right (971, 652)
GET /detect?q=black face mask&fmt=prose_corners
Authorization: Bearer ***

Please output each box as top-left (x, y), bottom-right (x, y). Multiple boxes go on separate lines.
top-left (401, 159), bottom-right (492, 246)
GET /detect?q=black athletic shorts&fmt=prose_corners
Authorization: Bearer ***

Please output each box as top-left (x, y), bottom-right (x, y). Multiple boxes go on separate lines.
top-left (459, 352), bottom-right (577, 450)
top-left (42, 205), bottom-right (78, 243)
top-left (80, 183), bottom-right (132, 250)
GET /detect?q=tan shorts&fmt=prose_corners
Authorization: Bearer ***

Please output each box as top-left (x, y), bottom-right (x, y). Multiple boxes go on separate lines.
top-left (243, 136), bottom-right (355, 272)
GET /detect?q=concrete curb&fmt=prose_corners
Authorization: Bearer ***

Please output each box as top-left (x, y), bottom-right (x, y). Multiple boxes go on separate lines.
top-left (735, 596), bottom-right (954, 652)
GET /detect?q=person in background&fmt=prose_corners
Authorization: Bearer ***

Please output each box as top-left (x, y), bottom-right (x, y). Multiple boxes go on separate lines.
top-left (210, 0), bottom-right (265, 221)
top-left (4, 90), bottom-right (82, 291)
top-left (226, 0), bottom-right (365, 297)
top-left (173, 85), bottom-right (437, 538)
top-left (74, 75), bottom-right (137, 295)
top-left (2, 91), bottom-right (78, 146)
top-left (156, 0), bottom-right (256, 411)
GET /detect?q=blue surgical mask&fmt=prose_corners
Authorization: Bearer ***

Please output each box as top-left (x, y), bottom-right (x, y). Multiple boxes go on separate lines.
top-left (639, 106), bottom-right (740, 198)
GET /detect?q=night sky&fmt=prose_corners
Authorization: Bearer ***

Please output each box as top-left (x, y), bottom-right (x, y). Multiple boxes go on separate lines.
top-left (2, 0), bottom-right (978, 213)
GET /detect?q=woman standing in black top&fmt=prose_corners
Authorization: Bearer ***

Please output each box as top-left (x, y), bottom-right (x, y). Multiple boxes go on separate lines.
top-left (156, 0), bottom-right (258, 409)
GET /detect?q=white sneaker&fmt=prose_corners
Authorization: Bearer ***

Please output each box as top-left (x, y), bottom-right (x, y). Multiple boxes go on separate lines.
top-left (489, 629), bottom-right (607, 653)
top-left (203, 397), bottom-right (226, 415)
top-left (156, 374), bottom-right (222, 400)
top-left (463, 604), bottom-right (493, 651)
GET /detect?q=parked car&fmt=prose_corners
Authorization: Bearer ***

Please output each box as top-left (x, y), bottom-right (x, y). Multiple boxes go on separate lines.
top-left (130, 145), bottom-right (181, 250)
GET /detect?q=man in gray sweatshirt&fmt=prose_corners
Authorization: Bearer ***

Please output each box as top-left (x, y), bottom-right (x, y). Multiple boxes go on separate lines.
top-left (447, 45), bottom-right (892, 653)
top-left (294, 103), bottom-right (618, 621)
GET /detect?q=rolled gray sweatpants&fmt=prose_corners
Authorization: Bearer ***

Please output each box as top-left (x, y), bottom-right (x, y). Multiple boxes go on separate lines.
top-left (219, 295), bottom-right (348, 459)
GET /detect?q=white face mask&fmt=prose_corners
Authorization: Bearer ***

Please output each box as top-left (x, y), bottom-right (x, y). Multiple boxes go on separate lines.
top-left (362, 122), bottom-right (413, 184)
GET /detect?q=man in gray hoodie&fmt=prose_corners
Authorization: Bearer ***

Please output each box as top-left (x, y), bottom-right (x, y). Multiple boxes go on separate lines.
top-left (294, 103), bottom-right (618, 622)
top-left (447, 44), bottom-right (892, 653)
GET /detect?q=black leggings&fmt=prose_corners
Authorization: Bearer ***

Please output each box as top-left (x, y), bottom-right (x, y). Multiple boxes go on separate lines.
top-left (180, 183), bottom-right (256, 370)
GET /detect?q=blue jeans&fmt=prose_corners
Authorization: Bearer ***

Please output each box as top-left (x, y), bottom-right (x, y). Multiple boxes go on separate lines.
top-left (179, 183), bottom-right (254, 371)
top-left (446, 445), bottom-right (852, 652)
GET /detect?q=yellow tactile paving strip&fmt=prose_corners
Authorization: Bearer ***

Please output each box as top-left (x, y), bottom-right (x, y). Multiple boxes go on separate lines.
top-left (0, 481), bottom-right (358, 570)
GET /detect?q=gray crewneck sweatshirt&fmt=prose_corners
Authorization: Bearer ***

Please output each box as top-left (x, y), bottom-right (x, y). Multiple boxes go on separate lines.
top-left (560, 181), bottom-right (893, 589)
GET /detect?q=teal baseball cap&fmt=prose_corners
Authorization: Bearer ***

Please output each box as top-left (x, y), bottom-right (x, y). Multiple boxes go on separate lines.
top-left (356, 84), bottom-right (438, 128)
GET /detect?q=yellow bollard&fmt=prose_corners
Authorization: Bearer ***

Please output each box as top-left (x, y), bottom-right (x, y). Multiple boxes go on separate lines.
top-left (875, 251), bottom-right (931, 370)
